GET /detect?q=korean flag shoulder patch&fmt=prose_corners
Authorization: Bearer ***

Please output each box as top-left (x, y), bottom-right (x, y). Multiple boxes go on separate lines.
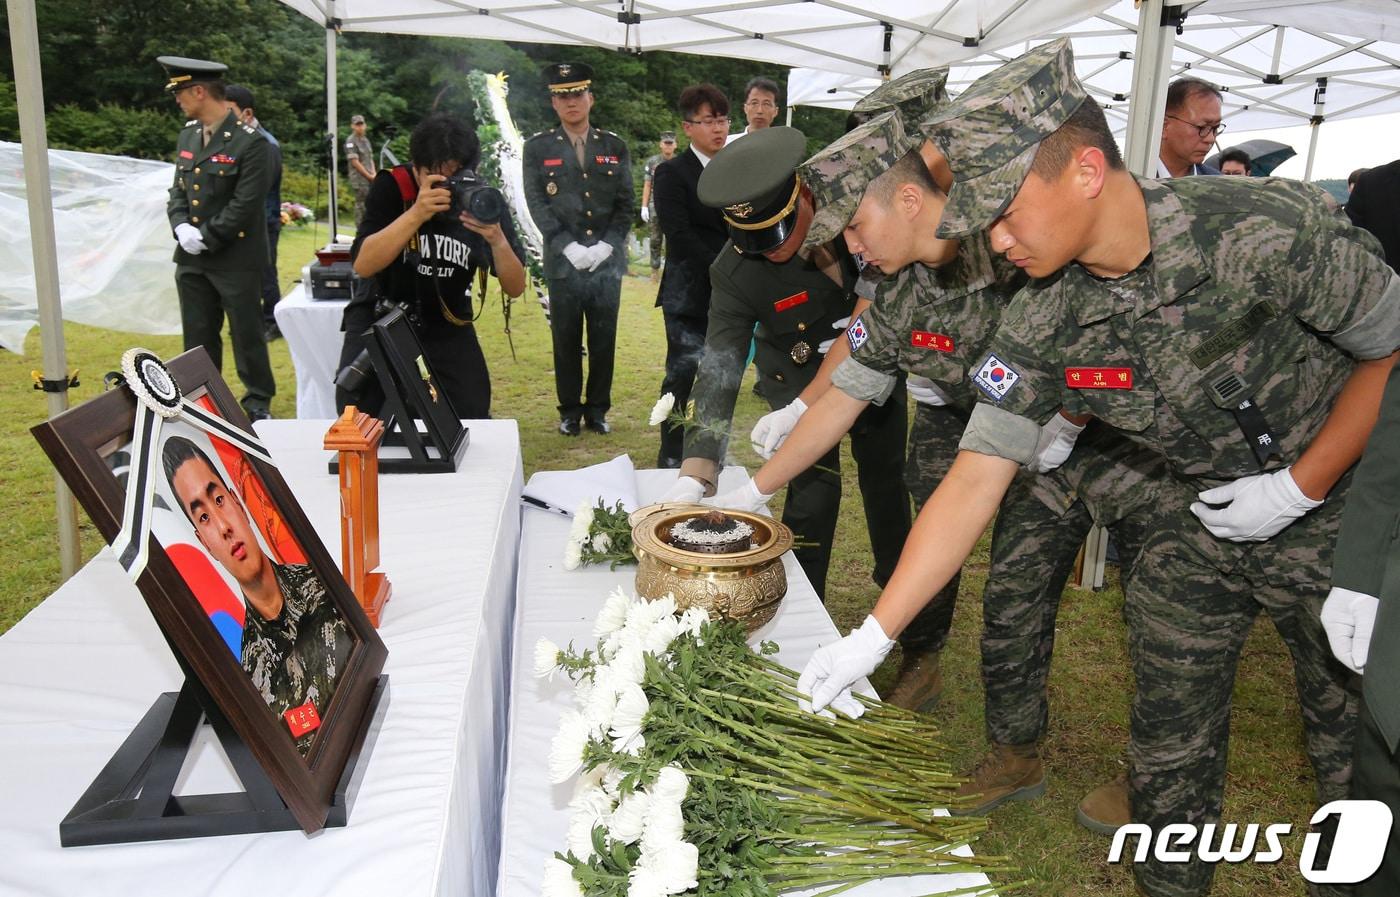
top-left (973, 353), bottom-right (1021, 402)
top-left (846, 315), bottom-right (869, 352)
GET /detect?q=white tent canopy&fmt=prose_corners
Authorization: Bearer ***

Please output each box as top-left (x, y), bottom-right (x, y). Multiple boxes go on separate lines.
top-left (790, 0), bottom-right (1400, 175)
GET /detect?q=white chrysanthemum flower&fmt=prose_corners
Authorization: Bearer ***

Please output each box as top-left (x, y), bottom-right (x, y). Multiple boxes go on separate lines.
top-left (642, 613), bottom-right (681, 656)
top-left (573, 762), bottom-right (609, 796)
top-left (610, 683), bottom-right (649, 753)
top-left (590, 531), bottom-right (612, 552)
top-left (601, 764), bottom-right (626, 797)
top-left (594, 587), bottom-right (632, 638)
top-left (533, 638), bottom-right (561, 679)
top-left (607, 789), bottom-right (650, 844)
top-left (570, 500), bottom-right (595, 540)
top-left (567, 807), bottom-right (603, 860)
top-left (572, 675), bottom-right (594, 711)
top-left (621, 599), bottom-right (657, 644)
top-left (569, 783), bottom-right (616, 819)
top-left (607, 643), bottom-right (647, 687)
top-left (648, 393), bottom-right (675, 427)
top-left (542, 857), bottom-right (584, 897)
top-left (584, 675), bottom-right (620, 735)
top-left (638, 840), bottom-right (699, 894)
top-left (678, 605), bottom-right (710, 637)
top-left (627, 864), bottom-right (667, 897)
top-left (647, 595), bottom-right (677, 620)
top-left (548, 709), bottom-right (592, 784)
top-left (640, 800), bottom-right (685, 851)
top-left (563, 538), bottom-right (583, 571)
top-left (651, 765), bottom-right (689, 806)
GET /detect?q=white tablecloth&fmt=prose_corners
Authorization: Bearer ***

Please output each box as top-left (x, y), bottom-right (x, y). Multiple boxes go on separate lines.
top-left (0, 419), bottom-right (523, 897)
top-left (274, 282), bottom-right (348, 420)
top-left (496, 468), bottom-right (991, 897)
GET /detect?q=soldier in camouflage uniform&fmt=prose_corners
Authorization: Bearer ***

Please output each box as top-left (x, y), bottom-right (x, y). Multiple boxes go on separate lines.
top-left (163, 436), bottom-right (352, 758)
top-left (160, 56), bottom-right (276, 420)
top-left (799, 39), bottom-right (1400, 897)
top-left (640, 131), bottom-right (676, 278)
top-left (657, 126), bottom-right (910, 600)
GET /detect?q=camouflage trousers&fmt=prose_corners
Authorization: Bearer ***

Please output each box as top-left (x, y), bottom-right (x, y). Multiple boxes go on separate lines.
top-left (982, 423), bottom-right (1163, 746)
top-left (1124, 476), bottom-right (1355, 897)
top-left (899, 401), bottom-right (968, 654)
top-left (647, 210), bottom-right (664, 270)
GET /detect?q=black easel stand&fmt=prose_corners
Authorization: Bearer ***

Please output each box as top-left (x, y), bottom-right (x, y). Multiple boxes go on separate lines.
top-left (60, 674), bottom-right (388, 846)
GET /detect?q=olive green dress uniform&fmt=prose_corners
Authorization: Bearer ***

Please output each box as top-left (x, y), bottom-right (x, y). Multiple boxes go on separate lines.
top-left (1333, 361), bottom-right (1400, 896)
top-left (947, 173), bottom-right (1400, 896)
top-left (678, 241), bottom-right (910, 598)
top-left (522, 76), bottom-right (633, 427)
top-left (167, 109), bottom-right (276, 415)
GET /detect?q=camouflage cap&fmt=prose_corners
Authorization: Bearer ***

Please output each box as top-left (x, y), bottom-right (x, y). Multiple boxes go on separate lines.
top-left (851, 67), bottom-right (950, 129)
top-left (799, 111), bottom-right (920, 250)
top-left (920, 38), bottom-right (1088, 239)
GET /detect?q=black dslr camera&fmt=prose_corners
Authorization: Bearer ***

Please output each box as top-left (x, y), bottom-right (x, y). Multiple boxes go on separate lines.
top-left (437, 170), bottom-right (506, 225)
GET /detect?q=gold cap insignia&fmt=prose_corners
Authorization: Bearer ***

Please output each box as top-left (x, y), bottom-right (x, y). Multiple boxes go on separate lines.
top-left (726, 202), bottom-right (754, 219)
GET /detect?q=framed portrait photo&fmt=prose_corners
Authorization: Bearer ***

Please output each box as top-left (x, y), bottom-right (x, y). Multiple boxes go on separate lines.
top-left (32, 349), bottom-right (387, 838)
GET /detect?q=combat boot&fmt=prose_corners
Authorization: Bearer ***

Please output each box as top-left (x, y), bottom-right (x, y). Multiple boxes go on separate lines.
top-left (885, 650), bottom-right (943, 713)
top-left (1076, 772), bottom-right (1130, 835)
top-left (949, 742), bottom-right (1046, 815)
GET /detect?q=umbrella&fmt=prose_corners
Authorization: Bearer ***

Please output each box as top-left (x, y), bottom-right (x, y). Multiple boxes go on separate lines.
top-left (1206, 139), bottom-right (1297, 175)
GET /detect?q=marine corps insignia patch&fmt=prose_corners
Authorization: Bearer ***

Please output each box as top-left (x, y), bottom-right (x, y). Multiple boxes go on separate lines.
top-left (790, 341), bottom-right (813, 365)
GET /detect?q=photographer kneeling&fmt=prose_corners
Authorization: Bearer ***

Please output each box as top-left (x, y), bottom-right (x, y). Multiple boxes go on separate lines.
top-left (339, 113), bottom-right (526, 418)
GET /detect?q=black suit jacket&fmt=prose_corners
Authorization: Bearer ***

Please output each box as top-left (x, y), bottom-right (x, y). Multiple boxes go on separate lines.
top-left (653, 149), bottom-right (728, 317)
top-left (1348, 158), bottom-right (1400, 273)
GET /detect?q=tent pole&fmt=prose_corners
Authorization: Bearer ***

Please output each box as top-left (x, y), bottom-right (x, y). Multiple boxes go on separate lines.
top-left (1124, 0), bottom-right (1177, 178)
top-left (326, 2), bottom-right (340, 240)
top-left (1304, 77), bottom-right (1326, 182)
top-left (7, 0), bottom-right (82, 580)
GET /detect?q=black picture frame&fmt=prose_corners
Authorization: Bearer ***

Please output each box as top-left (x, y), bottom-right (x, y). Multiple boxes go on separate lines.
top-left (31, 348), bottom-right (389, 839)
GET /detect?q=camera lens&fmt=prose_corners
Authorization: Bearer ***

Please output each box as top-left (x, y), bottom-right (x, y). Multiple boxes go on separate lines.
top-left (467, 186), bottom-right (506, 225)
top-left (334, 348), bottom-right (374, 396)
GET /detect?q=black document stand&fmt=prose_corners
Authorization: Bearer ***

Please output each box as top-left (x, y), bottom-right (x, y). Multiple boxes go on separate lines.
top-left (332, 308), bottom-right (469, 475)
top-left (60, 674), bottom-right (388, 846)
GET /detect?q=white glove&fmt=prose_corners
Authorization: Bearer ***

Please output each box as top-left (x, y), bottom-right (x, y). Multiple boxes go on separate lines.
top-left (175, 222), bottom-right (207, 255)
top-left (905, 374), bottom-right (950, 407)
top-left (705, 477), bottom-right (774, 514)
top-left (659, 475), bottom-right (706, 504)
top-left (563, 241), bottom-right (591, 270)
top-left (586, 242), bottom-right (615, 272)
top-left (640, 206), bottom-right (651, 223)
top-left (750, 398), bottom-right (807, 459)
top-left (797, 615), bottom-right (894, 716)
top-left (1320, 587), bottom-right (1380, 674)
top-left (1028, 412), bottom-right (1087, 473)
top-left (1190, 467), bottom-right (1322, 542)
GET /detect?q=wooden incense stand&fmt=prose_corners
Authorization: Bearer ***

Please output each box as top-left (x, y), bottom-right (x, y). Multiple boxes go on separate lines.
top-left (324, 407), bottom-right (392, 626)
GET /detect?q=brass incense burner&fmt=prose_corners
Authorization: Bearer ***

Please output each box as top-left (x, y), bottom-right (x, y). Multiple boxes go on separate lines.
top-left (629, 503), bottom-right (794, 633)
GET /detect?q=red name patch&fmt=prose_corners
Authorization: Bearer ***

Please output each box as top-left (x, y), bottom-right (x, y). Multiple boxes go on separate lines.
top-left (773, 291), bottom-right (809, 312)
top-left (1065, 367), bottom-right (1133, 389)
top-left (178, 150), bottom-right (194, 159)
top-left (911, 330), bottom-right (955, 353)
top-left (283, 701), bottom-right (322, 738)
top-left (594, 155), bottom-right (620, 165)
top-left (543, 158), bottom-right (564, 167)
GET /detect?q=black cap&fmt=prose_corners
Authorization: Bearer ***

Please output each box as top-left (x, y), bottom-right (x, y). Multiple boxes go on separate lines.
top-left (224, 84), bottom-right (255, 112)
top-left (157, 56), bottom-right (228, 93)
top-left (544, 62), bottom-right (594, 95)
top-left (698, 127), bottom-right (808, 255)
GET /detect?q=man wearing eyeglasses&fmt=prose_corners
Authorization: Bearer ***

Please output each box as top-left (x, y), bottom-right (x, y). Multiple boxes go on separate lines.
top-left (728, 77), bottom-right (781, 145)
top-left (653, 84), bottom-right (733, 467)
top-left (1158, 78), bottom-right (1225, 178)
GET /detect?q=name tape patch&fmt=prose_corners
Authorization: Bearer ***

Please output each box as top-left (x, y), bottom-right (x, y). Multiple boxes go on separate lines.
top-left (543, 158), bottom-right (564, 167)
top-left (1065, 367), bottom-right (1133, 389)
top-left (911, 330), bottom-right (955, 353)
top-left (973, 354), bottom-right (1020, 402)
top-left (773, 291), bottom-right (809, 313)
top-left (283, 701), bottom-right (322, 738)
top-left (846, 316), bottom-right (869, 352)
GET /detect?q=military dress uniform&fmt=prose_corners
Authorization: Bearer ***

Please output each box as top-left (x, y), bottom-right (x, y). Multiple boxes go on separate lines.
top-left (522, 63), bottom-right (633, 432)
top-left (682, 127), bottom-right (910, 599)
top-left (161, 58), bottom-right (275, 417)
top-left (241, 564), bottom-right (353, 757)
top-left (925, 39), bottom-right (1400, 896)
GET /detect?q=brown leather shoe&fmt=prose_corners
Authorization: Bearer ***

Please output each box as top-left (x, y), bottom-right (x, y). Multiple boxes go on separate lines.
top-left (1076, 772), bottom-right (1130, 835)
top-left (885, 650), bottom-right (943, 713)
top-left (950, 742), bottom-right (1046, 815)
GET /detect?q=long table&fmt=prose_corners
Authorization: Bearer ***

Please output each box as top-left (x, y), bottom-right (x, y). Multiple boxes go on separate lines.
top-left (495, 468), bottom-right (992, 897)
top-left (0, 419), bottom-right (522, 897)
top-left (274, 282), bottom-right (348, 420)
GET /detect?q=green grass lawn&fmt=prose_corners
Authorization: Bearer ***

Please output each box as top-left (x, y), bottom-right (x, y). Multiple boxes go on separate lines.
top-left (1, 223), bottom-right (1323, 895)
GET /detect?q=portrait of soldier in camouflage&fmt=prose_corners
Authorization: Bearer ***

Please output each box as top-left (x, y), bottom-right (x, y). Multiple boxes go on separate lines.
top-left (161, 435), bottom-right (352, 757)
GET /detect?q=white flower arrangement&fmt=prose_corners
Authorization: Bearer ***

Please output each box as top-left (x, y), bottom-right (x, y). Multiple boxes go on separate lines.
top-left (563, 499), bottom-right (636, 571)
top-left (536, 592), bottom-right (1024, 897)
